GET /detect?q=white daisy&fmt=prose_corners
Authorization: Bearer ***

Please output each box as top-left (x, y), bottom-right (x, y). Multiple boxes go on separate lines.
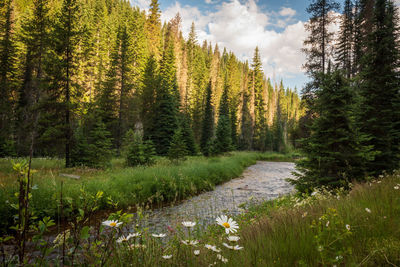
top-left (326, 221), bottom-right (330, 227)
top-left (182, 221), bottom-right (196, 228)
top-left (205, 244), bottom-right (221, 253)
top-left (152, 233), bottom-right (167, 238)
top-left (194, 250), bottom-right (200, 256)
top-left (217, 254), bottom-right (228, 263)
top-left (227, 235), bottom-right (240, 242)
top-left (162, 255), bottom-right (172, 259)
top-left (102, 220), bottom-right (122, 228)
top-left (345, 224), bottom-right (351, 231)
top-left (181, 240), bottom-right (199, 246)
top-left (216, 215), bottom-right (239, 234)
top-left (222, 243), bottom-right (243, 250)
top-left (394, 186), bottom-right (399, 190)
top-left (365, 208), bottom-right (371, 213)
top-left (116, 236), bottom-right (129, 243)
top-left (126, 232), bottom-right (141, 239)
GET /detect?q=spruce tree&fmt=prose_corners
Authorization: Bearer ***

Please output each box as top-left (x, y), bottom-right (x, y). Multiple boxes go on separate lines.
top-left (292, 72), bottom-right (371, 193)
top-left (200, 80), bottom-right (214, 155)
top-left (358, 0), bottom-right (400, 175)
top-left (336, 0), bottom-right (354, 78)
top-left (215, 80), bottom-right (232, 154)
top-left (141, 55), bottom-right (159, 141)
top-left (251, 47), bottom-right (266, 150)
top-left (152, 41), bottom-right (179, 155)
top-left (0, 0), bottom-right (16, 156)
top-left (179, 112), bottom-right (198, 155)
top-left (239, 68), bottom-right (253, 150)
top-left (168, 127), bottom-right (188, 162)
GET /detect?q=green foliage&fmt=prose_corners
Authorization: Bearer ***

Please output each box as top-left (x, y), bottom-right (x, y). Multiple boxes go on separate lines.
top-left (71, 119), bottom-right (113, 168)
top-left (292, 72), bottom-right (372, 193)
top-left (124, 129), bottom-right (155, 167)
top-left (167, 127), bottom-right (188, 162)
top-left (215, 81), bottom-right (232, 154)
top-left (200, 81), bottom-right (214, 156)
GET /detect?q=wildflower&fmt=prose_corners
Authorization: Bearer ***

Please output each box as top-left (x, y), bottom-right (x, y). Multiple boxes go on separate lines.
top-left (117, 236), bottom-right (130, 243)
top-left (394, 186), bottom-right (399, 190)
top-left (127, 232), bottom-right (141, 239)
top-left (318, 245), bottom-right (323, 252)
top-left (181, 240), bottom-right (199, 246)
top-left (129, 244), bottom-right (146, 249)
top-left (32, 184), bottom-right (38, 190)
top-left (102, 220), bottom-right (122, 228)
top-left (222, 243), bottom-right (243, 250)
top-left (336, 255), bottom-right (343, 261)
top-left (227, 235), bottom-right (240, 242)
top-left (326, 221), bottom-right (330, 227)
top-left (216, 215), bottom-right (239, 234)
top-left (345, 224), bottom-right (350, 231)
top-left (365, 208), bottom-right (371, 213)
top-left (152, 233), bottom-right (166, 238)
top-left (182, 221), bottom-right (196, 228)
top-left (377, 181), bottom-right (382, 184)
top-left (162, 255), bottom-right (172, 259)
top-left (311, 191), bottom-right (317, 196)
top-left (194, 250), bottom-right (200, 256)
top-left (217, 254), bottom-right (228, 263)
top-left (205, 244), bottom-right (221, 253)
top-left (302, 212), bottom-right (308, 218)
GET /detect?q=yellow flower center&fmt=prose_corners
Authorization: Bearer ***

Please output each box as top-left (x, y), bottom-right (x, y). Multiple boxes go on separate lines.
top-left (222, 222), bottom-right (230, 228)
top-left (110, 222), bottom-right (117, 227)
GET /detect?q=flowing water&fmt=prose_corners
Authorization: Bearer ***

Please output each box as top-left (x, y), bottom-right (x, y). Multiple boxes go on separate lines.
top-left (137, 161), bottom-right (295, 233)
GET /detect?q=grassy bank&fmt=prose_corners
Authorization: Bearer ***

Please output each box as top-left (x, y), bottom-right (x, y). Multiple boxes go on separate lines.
top-left (0, 151), bottom-right (293, 233)
top-left (225, 171), bottom-right (400, 266)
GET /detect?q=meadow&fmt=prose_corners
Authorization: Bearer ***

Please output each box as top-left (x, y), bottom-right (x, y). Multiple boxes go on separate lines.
top-left (0, 151), bottom-right (293, 233)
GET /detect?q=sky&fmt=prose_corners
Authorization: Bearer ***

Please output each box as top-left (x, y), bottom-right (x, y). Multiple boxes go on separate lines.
top-left (129, 0), bottom-right (399, 90)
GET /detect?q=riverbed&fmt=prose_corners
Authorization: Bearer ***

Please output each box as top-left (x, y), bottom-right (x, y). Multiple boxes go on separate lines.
top-left (137, 161), bottom-right (295, 232)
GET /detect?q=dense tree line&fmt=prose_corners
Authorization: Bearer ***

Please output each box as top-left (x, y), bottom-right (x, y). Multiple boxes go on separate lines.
top-left (293, 0), bottom-right (399, 192)
top-left (0, 0), bottom-right (303, 166)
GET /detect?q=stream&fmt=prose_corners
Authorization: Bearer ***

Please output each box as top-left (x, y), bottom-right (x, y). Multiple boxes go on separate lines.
top-left (136, 161), bottom-right (295, 233)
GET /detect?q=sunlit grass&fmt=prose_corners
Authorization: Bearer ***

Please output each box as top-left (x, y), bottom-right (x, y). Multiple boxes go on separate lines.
top-left (0, 151), bottom-right (293, 233)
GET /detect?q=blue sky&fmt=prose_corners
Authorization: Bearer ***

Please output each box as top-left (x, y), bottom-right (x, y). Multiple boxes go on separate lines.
top-left (130, 0), bottom-right (351, 90)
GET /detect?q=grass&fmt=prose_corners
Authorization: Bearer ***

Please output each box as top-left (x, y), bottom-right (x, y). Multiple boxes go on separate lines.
top-left (222, 171), bottom-right (400, 266)
top-left (0, 151), bottom-right (293, 233)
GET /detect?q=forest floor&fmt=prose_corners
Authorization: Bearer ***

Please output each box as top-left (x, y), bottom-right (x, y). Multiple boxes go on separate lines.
top-left (0, 151), bottom-right (294, 233)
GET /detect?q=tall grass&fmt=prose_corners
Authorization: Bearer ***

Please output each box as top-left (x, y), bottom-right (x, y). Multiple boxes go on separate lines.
top-left (226, 171), bottom-right (400, 266)
top-left (0, 151), bottom-right (292, 233)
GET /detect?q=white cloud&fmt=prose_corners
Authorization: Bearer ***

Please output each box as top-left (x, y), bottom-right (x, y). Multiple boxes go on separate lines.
top-left (162, 0), bottom-right (308, 81)
top-left (130, 0), bottom-right (151, 10)
top-left (279, 7), bottom-right (296, 17)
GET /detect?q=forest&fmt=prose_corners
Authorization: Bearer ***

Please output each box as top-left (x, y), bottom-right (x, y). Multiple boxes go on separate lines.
top-left (0, 0), bottom-right (303, 168)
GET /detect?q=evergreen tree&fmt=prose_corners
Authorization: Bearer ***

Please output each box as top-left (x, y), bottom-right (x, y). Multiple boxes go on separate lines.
top-left (179, 112), bottom-right (198, 155)
top-left (152, 41), bottom-right (179, 155)
top-left (16, 0), bottom-right (50, 156)
top-left (239, 69), bottom-right (253, 150)
top-left (251, 47), bottom-right (266, 150)
top-left (0, 0), bottom-right (16, 156)
top-left (215, 80), bottom-right (232, 153)
top-left (358, 0), bottom-right (400, 175)
top-left (200, 80), bottom-right (214, 155)
top-left (141, 55), bottom-right (158, 141)
top-left (336, 0), bottom-right (354, 78)
top-left (291, 72), bottom-right (371, 193)
top-left (146, 0), bottom-right (161, 59)
top-left (168, 127), bottom-right (188, 162)
top-left (52, 0), bottom-right (80, 167)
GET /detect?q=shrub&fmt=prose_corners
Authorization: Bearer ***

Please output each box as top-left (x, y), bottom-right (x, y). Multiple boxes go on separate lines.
top-left (124, 130), bottom-right (155, 167)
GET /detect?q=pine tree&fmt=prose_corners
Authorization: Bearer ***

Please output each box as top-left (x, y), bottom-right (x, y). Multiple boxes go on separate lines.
top-left (251, 47), bottom-right (266, 150)
top-left (336, 0), bottom-right (354, 78)
top-left (141, 55), bottom-right (158, 141)
top-left (51, 0), bottom-right (80, 167)
top-left (152, 41), bottom-right (179, 155)
top-left (358, 0), bottom-right (400, 175)
top-left (16, 0), bottom-right (50, 156)
top-left (239, 68), bottom-right (253, 150)
top-left (291, 72), bottom-right (371, 193)
top-left (200, 80), bottom-right (214, 155)
top-left (146, 0), bottom-right (161, 59)
top-left (168, 127), bottom-right (188, 162)
top-left (0, 0), bottom-right (16, 156)
top-left (215, 81), bottom-right (232, 153)
top-left (179, 112), bottom-right (198, 155)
